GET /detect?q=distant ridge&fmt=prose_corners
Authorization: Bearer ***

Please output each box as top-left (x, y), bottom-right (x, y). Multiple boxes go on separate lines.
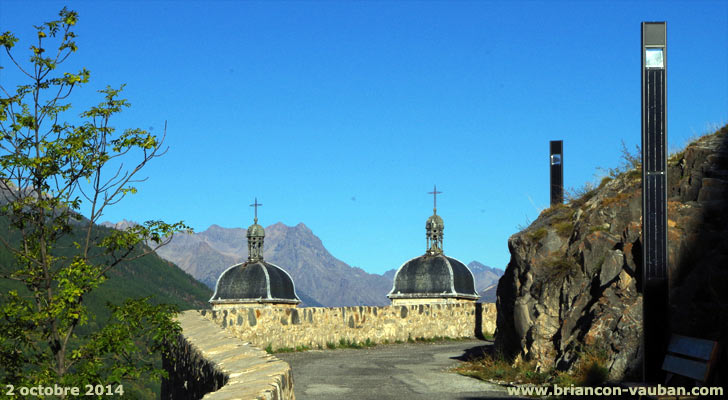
top-left (100, 219), bottom-right (138, 231)
top-left (478, 284), bottom-right (498, 303)
top-left (152, 222), bottom-right (503, 307)
top-left (156, 222), bottom-right (393, 307)
top-left (0, 217), bottom-right (212, 321)
top-left (467, 261), bottom-right (504, 300)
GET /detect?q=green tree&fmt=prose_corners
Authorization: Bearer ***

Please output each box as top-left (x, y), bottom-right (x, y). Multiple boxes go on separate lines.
top-left (0, 8), bottom-right (188, 394)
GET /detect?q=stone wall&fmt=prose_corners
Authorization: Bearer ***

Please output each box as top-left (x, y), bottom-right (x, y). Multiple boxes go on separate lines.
top-left (163, 310), bottom-right (295, 400)
top-left (202, 302), bottom-right (496, 350)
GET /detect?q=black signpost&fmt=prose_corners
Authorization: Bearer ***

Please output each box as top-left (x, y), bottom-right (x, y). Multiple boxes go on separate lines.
top-left (550, 140), bottom-right (564, 206)
top-left (641, 21), bottom-right (669, 383)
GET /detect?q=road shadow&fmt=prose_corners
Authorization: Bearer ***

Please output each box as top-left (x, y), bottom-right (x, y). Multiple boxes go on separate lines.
top-left (450, 343), bottom-right (493, 362)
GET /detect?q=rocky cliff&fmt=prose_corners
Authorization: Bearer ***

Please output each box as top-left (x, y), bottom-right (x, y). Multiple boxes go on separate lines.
top-left (495, 124), bottom-right (728, 382)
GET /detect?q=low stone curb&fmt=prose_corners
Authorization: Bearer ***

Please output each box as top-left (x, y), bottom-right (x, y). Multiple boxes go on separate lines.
top-left (162, 310), bottom-right (295, 400)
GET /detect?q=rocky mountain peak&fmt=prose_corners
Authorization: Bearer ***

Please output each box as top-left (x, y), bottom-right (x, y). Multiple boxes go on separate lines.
top-left (265, 222), bottom-right (324, 251)
top-left (100, 219), bottom-right (139, 230)
top-left (294, 222), bottom-right (311, 231)
top-left (204, 224), bottom-right (227, 233)
top-left (467, 260), bottom-right (504, 274)
top-left (266, 222), bottom-right (288, 230)
top-left (467, 261), bottom-right (488, 271)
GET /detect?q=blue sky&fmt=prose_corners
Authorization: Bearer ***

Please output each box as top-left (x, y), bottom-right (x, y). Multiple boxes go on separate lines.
top-left (1, 1), bottom-right (726, 275)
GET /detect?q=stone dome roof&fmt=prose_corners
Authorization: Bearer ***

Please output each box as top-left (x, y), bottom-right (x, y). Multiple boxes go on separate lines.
top-left (247, 223), bottom-right (265, 237)
top-left (210, 260), bottom-right (301, 305)
top-left (389, 186), bottom-right (478, 301)
top-left (426, 214), bottom-right (444, 228)
top-left (387, 254), bottom-right (478, 300)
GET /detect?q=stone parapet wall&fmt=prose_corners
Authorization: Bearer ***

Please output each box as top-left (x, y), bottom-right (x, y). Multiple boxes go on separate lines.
top-left (163, 310), bottom-right (295, 400)
top-left (390, 297), bottom-right (475, 306)
top-left (202, 302), bottom-right (496, 351)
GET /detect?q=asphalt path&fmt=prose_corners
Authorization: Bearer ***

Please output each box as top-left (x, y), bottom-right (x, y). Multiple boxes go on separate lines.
top-left (276, 340), bottom-right (529, 400)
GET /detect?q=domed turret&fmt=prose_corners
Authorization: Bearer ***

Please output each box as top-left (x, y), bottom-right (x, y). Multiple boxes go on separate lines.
top-left (426, 214), bottom-right (444, 255)
top-left (388, 186), bottom-right (478, 305)
top-left (247, 223), bottom-right (265, 237)
top-left (210, 198), bottom-right (301, 309)
top-left (425, 185), bottom-right (445, 255)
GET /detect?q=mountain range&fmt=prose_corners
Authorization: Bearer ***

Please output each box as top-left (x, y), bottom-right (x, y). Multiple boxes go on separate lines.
top-left (467, 260), bottom-right (503, 302)
top-left (1, 217), bottom-right (212, 319)
top-left (149, 222), bottom-right (504, 306)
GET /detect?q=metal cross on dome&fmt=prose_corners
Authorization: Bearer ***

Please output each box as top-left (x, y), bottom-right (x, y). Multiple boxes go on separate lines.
top-left (250, 198), bottom-right (263, 223)
top-left (428, 185), bottom-right (442, 214)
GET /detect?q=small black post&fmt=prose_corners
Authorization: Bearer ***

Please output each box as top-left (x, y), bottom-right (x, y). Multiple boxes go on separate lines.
top-left (641, 21), bottom-right (669, 383)
top-left (550, 140), bottom-right (564, 206)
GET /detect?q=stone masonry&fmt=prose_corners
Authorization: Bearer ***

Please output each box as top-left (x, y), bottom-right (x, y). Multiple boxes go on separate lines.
top-left (165, 303), bottom-right (496, 399)
top-left (163, 310), bottom-right (294, 400)
top-left (202, 302), bottom-right (496, 351)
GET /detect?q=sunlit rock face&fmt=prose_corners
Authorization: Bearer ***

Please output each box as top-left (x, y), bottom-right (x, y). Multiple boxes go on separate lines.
top-left (495, 126), bottom-right (728, 382)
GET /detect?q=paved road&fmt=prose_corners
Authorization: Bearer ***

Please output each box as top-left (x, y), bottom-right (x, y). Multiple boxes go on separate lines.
top-left (276, 340), bottom-right (526, 400)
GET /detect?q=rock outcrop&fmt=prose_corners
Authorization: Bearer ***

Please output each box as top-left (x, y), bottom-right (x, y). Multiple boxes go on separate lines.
top-left (495, 125), bottom-right (728, 383)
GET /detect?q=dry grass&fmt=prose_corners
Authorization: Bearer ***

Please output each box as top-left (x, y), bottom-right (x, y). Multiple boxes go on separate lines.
top-left (269, 335), bottom-right (474, 354)
top-left (600, 192), bottom-right (633, 208)
top-left (598, 176), bottom-right (613, 188)
top-left (267, 344), bottom-right (312, 353)
top-left (567, 140), bottom-right (641, 209)
top-left (589, 224), bottom-right (609, 233)
top-left (525, 204), bottom-right (574, 241)
top-left (454, 345), bottom-right (610, 388)
top-left (598, 140), bottom-right (641, 180)
top-left (625, 168), bottom-right (641, 180)
top-left (566, 182), bottom-right (598, 206)
top-left (267, 337), bottom-right (380, 353)
top-left (554, 221), bottom-right (574, 237)
top-left (566, 182), bottom-right (601, 209)
top-left (539, 203), bottom-right (569, 219)
top-left (566, 346), bottom-right (611, 386)
top-left (528, 227), bottom-right (548, 241)
top-left (670, 122), bottom-right (727, 161)
top-left (453, 352), bottom-right (551, 384)
top-left (542, 256), bottom-right (577, 282)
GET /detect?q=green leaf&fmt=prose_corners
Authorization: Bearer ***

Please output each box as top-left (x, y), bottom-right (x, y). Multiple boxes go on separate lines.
top-left (0, 31), bottom-right (19, 49)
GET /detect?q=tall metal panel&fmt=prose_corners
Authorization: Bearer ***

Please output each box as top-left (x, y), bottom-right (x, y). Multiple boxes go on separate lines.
top-left (641, 21), bottom-right (669, 383)
top-left (550, 140), bottom-right (563, 206)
